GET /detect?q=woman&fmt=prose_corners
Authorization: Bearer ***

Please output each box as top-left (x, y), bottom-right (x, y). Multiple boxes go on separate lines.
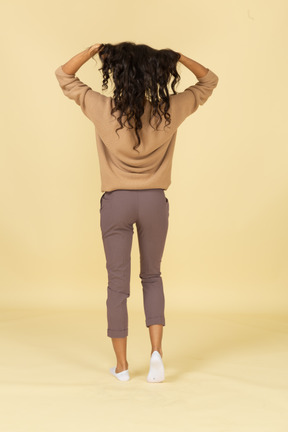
top-left (55, 41), bottom-right (219, 383)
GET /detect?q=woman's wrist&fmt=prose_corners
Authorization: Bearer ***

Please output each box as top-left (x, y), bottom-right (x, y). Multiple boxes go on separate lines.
top-left (178, 54), bottom-right (209, 78)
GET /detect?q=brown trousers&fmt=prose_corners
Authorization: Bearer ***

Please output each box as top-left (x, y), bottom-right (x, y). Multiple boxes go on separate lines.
top-left (99, 189), bottom-right (169, 338)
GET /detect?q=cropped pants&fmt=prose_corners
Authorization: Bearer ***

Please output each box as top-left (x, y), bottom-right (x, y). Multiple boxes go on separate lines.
top-left (99, 189), bottom-right (169, 338)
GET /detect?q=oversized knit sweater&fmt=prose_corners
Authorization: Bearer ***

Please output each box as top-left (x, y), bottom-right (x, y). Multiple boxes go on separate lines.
top-left (55, 65), bottom-right (219, 192)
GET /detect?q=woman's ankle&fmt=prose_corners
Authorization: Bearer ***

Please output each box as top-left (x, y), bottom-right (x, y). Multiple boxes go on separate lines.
top-left (116, 361), bottom-right (128, 373)
top-left (151, 348), bottom-right (163, 357)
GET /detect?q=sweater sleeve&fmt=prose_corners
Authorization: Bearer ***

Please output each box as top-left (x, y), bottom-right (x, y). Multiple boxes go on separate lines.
top-left (169, 69), bottom-right (219, 129)
top-left (54, 65), bottom-right (105, 123)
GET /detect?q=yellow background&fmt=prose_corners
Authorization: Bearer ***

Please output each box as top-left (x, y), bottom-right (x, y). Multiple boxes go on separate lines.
top-left (1, 0), bottom-right (287, 312)
top-left (1, 0), bottom-right (288, 431)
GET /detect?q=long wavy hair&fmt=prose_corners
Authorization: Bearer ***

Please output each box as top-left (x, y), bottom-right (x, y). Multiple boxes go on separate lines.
top-left (94, 42), bottom-right (181, 152)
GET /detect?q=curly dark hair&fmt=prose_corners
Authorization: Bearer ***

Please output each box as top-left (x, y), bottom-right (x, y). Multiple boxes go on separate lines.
top-left (94, 41), bottom-right (181, 152)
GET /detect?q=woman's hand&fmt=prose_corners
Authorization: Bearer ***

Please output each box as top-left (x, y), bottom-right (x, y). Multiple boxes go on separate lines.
top-left (88, 43), bottom-right (104, 57)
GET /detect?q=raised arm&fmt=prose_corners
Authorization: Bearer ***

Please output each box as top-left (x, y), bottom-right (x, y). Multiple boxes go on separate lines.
top-left (60, 44), bottom-right (103, 75)
top-left (167, 53), bottom-right (219, 130)
top-left (178, 53), bottom-right (209, 79)
top-left (55, 44), bottom-right (107, 123)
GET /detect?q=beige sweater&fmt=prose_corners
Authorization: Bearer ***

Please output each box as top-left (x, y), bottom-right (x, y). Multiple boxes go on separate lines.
top-left (55, 65), bottom-right (219, 192)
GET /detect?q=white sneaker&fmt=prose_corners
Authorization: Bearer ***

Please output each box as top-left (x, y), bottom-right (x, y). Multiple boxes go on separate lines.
top-left (109, 366), bottom-right (130, 381)
top-left (147, 351), bottom-right (165, 383)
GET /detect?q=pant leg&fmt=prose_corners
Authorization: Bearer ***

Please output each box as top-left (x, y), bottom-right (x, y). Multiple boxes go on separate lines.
top-left (136, 189), bottom-right (169, 328)
top-left (100, 191), bottom-right (137, 338)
